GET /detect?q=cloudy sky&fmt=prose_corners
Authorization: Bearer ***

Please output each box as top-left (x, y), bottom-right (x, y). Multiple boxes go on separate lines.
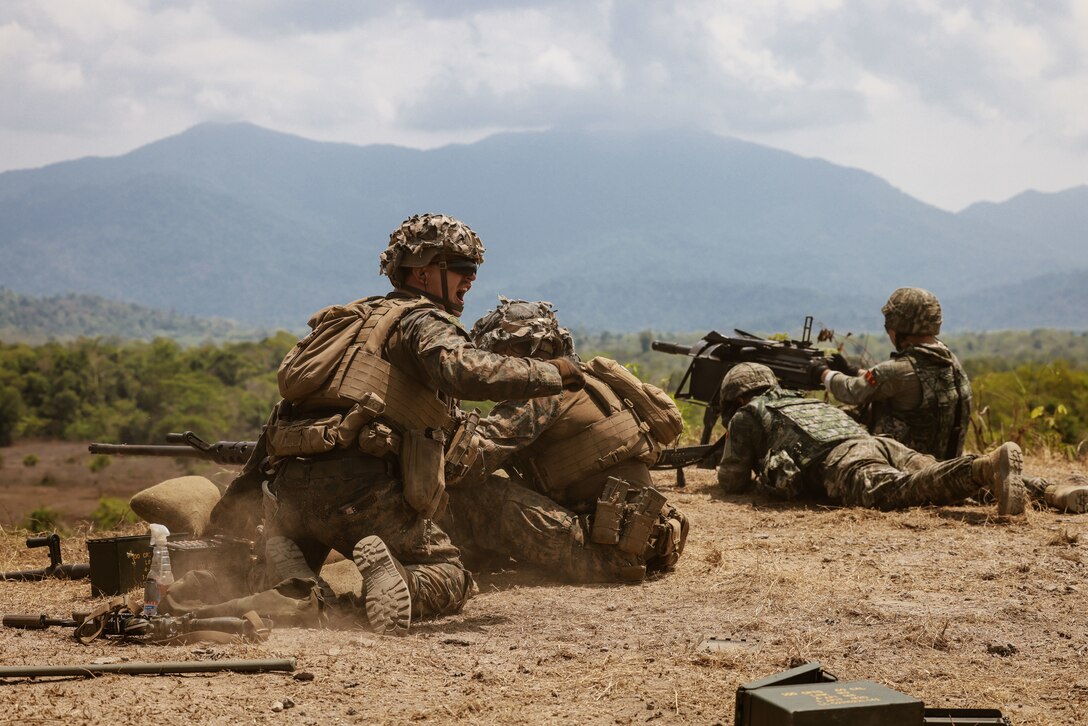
top-left (2, 0), bottom-right (1085, 210)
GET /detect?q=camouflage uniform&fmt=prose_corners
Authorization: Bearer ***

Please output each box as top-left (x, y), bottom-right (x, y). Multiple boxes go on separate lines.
top-left (718, 387), bottom-right (985, 510)
top-left (824, 287), bottom-right (971, 459)
top-left (442, 299), bottom-right (687, 583)
top-left (445, 386), bottom-right (665, 582)
top-left (825, 342), bottom-right (972, 459)
top-left (264, 293), bottom-right (564, 618)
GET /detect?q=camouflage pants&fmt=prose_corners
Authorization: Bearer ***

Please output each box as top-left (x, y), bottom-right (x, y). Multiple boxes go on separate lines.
top-left (820, 436), bottom-right (979, 510)
top-left (265, 453), bottom-right (473, 618)
top-left (439, 474), bottom-right (645, 583)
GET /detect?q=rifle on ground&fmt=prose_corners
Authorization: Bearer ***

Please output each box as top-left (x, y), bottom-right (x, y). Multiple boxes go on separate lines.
top-left (652, 316), bottom-right (829, 445)
top-left (2, 597), bottom-right (269, 644)
top-left (0, 534), bottom-right (90, 582)
top-left (88, 431), bottom-right (256, 465)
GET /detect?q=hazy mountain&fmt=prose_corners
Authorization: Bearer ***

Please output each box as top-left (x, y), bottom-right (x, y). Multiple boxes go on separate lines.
top-left (0, 123), bottom-right (1084, 333)
top-left (0, 289), bottom-right (269, 344)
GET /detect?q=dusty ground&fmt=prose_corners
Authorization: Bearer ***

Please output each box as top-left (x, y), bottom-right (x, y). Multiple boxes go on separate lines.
top-left (0, 452), bottom-right (1086, 725)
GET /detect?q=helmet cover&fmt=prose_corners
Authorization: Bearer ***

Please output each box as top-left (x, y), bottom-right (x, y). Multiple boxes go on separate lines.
top-left (470, 297), bottom-right (575, 359)
top-left (379, 213), bottom-right (485, 282)
top-left (881, 287), bottom-right (942, 335)
top-left (720, 362), bottom-right (778, 402)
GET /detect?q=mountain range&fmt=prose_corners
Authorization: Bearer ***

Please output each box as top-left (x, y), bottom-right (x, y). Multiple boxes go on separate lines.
top-left (0, 123), bottom-right (1084, 335)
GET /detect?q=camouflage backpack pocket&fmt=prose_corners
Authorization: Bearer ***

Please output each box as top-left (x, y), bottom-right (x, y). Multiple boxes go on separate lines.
top-left (757, 450), bottom-right (805, 499)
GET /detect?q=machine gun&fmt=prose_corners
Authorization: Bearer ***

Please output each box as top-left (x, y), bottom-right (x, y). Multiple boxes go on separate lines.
top-left (652, 316), bottom-right (829, 446)
top-left (0, 534), bottom-right (90, 582)
top-left (649, 317), bottom-right (833, 485)
top-left (88, 431), bottom-right (256, 465)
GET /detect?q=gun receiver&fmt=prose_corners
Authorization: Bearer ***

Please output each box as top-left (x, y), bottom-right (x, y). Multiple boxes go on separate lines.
top-left (652, 316), bottom-right (827, 444)
top-left (88, 431), bottom-right (256, 465)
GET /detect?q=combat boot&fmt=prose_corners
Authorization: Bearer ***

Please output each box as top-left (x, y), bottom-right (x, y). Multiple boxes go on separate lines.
top-left (353, 536), bottom-right (412, 636)
top-left (972, 443), bottom-right (1027, 516)
top-left (1043, 480), bottom-right (1088, 514)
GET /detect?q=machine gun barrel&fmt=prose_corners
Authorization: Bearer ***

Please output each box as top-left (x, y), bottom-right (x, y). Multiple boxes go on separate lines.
top-left (88, 431), bottom-right (256, 465)
top-left (650, 341), bottom-right (697, 356)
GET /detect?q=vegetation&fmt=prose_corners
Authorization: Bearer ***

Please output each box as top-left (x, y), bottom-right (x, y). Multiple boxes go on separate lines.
top-left (90, 497), bottom-right (139, 530)
top-left (21, 506), bottom-right (64, 533)
top-left (0, 333), bottom-right (295, 444)
top-left (0, 328), bottom-right (1084, 456)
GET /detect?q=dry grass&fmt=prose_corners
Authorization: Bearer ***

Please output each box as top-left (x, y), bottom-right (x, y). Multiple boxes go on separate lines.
top-left (0, 461), bottom-right (1086, 724)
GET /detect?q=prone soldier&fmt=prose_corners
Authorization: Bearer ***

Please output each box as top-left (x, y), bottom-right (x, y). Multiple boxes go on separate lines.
top-left (718, 362), bottom-right (1030, 515)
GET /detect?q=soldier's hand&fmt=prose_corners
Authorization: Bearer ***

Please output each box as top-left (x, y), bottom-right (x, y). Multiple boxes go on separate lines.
top-left (828, 352), bottom-right (859, 376)
top-left (550, 357), bottom-right (586, 392)
top-left (807, 358), bottom-right (830, 386)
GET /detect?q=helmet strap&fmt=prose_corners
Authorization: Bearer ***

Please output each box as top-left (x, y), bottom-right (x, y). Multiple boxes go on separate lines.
top-left (397, 263), bottom-right (464, 317)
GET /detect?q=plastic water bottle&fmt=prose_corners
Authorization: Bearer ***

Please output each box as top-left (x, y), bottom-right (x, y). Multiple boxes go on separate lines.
top-left (142, 524), bottom-right (174, 617)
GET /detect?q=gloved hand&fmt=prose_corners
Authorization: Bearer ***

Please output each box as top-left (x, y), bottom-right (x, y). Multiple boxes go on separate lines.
top-left (827, 352), bottom-right (860, 376)
top-left (550, 356), bottom-right (586, 392)
top-left (807, 358), bottom-right (830, 387)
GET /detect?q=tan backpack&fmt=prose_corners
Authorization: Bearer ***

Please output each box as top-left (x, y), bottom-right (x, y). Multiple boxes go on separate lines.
top-left (583, 357), bottom-right (684, 446)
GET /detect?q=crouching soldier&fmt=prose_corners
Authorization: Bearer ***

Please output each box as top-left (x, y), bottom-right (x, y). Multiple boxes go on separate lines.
top-left (247, 215), bottom-right (582, 635)
top-left (718, 362), bottom-right (1029, 515)
top-left (442, 298), bottom-right (689, 583)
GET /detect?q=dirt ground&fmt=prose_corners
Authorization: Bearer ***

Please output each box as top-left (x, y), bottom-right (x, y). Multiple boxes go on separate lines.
top-left (1, 449), bottom-right (1086, 725)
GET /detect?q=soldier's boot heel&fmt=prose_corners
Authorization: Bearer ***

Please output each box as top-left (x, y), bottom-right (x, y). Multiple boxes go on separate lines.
top-left (353, 536), bottom-right (412, 636)
top-left (980, 443), bottom-right (1027, 516)
top-left (1045, 483), bottom-right (1088, 514)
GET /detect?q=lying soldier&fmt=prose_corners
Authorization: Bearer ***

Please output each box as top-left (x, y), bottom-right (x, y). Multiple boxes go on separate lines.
top-left (442, 298), bottom-right (688, 582)
top-left (717, 362), bottom-right (1030, 514)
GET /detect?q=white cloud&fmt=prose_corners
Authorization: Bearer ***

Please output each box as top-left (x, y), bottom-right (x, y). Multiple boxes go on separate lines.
top-left (0, 0), bottom-right (1084, 209)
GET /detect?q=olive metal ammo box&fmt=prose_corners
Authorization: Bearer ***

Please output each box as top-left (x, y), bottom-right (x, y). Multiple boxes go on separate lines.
top-left (87, 534), bottom-right (253, 597)
top-left (735, 662), bottom-right (923, 726)
top-left (735, 663), bottom-right (1011, 726)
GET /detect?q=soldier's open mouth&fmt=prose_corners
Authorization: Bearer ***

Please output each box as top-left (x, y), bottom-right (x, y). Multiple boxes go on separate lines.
top-left (456, 284), bottom-right (470, 306)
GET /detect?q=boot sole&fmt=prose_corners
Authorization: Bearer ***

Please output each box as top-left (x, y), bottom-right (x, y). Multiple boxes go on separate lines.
top-left (1049, 487), bottom-right (1088, 514)
top-left (995, 444), bottom-right (1027, 516)
top-left (353, 536), bottom-right (411, 636)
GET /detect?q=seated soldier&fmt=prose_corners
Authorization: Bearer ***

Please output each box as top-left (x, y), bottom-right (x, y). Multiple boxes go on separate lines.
top-left (443, 298), bottom-right (688, 583)
top-left (717, 362), bottom-right (1029, 515)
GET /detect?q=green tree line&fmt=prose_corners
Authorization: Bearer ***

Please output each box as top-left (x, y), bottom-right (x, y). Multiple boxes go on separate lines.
top-left (0, 330), bottom-right (1085, 454)
top-left (0, 334), bottom-right (296, 446)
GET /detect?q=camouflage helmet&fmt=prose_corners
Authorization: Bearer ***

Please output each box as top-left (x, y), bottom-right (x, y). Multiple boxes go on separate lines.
top-left (378, 213), bottom-right (485, 283)
top-left (720, 362), bottom-right (778, 402)
top-left (881, 287), bottom-right (942, 336)
top-left (470, 297), bottom-right (575, 359)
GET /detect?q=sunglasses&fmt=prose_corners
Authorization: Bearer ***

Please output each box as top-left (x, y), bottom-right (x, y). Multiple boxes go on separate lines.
top-left (439, 259), bottom-right (478, 276)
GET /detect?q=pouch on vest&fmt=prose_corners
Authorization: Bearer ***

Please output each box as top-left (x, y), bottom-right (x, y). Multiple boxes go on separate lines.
top-left (265, 393), bottom-right (386, 459)
top-left (401, 429), bottom-right (447, 520)
top-left (758, 450), bottom-right (804, 499)
top-left (445, 410), bottom-right (481, 484)
top-left (584, 357), bottom-right (684, 446)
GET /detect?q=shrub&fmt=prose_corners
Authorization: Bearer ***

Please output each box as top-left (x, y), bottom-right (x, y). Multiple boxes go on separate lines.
top-left (91, 497), bottom-right (139, 530)
top-left (88, 454), bottom-right (112, 474)
top-left (38, 472), bottom-right (57, 486)
top-left (22, 453), bottom-right (39, 467)
top-left (22, 506), bottom-right (64, 533)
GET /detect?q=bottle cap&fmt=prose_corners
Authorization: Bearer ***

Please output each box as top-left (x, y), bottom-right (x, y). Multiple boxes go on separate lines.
top-left (149, 523), bottom-right (171, 545)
